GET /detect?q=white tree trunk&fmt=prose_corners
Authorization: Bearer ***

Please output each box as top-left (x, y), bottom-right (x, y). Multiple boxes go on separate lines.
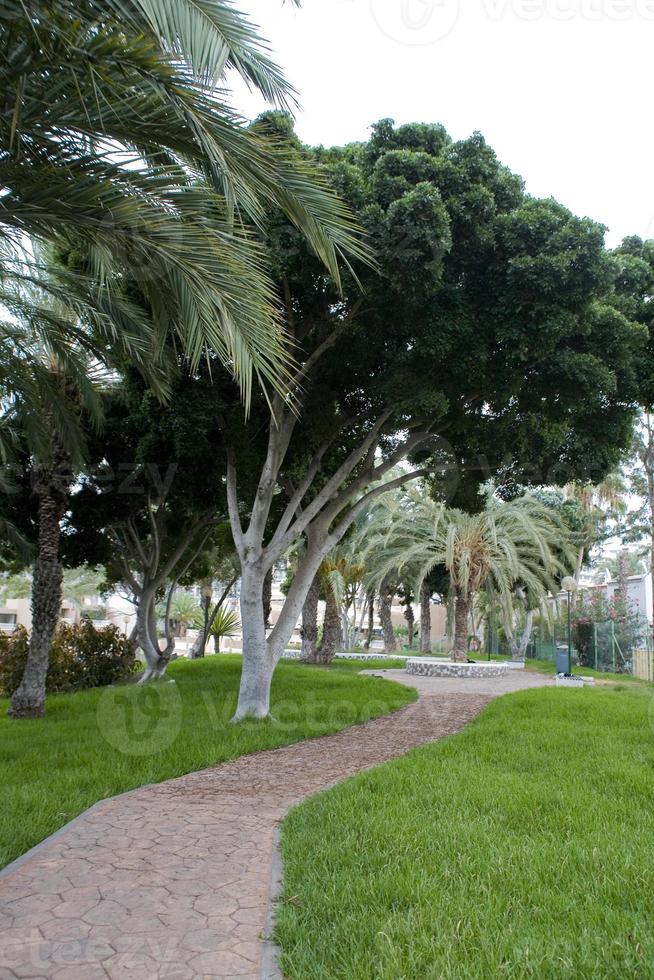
top-left (234, 540), bottom-right (328, 719)
top-left (135, 589), bottom-right (169, 681)
top-left (233, 564), bottom-right (274, 720)
top-left (507, 609), bottom-right (534, 661)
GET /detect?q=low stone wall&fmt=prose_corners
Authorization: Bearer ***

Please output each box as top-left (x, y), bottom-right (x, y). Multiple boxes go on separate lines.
top-left (406, 658), bottom-right (510, 678)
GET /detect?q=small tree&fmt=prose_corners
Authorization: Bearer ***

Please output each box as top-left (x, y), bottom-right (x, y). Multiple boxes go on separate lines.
top-left (209, 607), bottom-right (241, 654)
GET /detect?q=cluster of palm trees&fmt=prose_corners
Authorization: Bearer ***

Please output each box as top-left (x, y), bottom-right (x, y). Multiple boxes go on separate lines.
top-left (327, 484), bottom-right (576, 663)
top-left (1, 0), bottom-right (367, 716)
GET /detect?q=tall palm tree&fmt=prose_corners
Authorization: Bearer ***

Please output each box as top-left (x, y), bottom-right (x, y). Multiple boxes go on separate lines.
top-left (2, 245), bottom-right (169, 717)
top-left (362, 488), bottom-right (572, 662)
top-left (1, 0), bottom-right (371, 403)
top-left (564, 473), bottom-right (628, 576)
top-left (5, 352), bottom-right (108, 717)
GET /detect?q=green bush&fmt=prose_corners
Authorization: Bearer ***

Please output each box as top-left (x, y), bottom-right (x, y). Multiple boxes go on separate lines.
top-left (0, 621), bottom-right (137, 695)
top-left (0, 627), bottom-right (30, 696)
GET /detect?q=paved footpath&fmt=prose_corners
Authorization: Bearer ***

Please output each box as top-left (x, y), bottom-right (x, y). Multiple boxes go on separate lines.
top-left (0, 670), bottom-right (552, 980)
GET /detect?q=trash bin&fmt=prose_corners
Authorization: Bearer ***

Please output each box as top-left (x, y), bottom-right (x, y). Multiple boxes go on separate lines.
top-left (556, 648), bottom-right (570, 674)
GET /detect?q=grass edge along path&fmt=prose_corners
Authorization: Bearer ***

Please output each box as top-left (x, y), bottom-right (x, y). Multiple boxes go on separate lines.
top-left (0, 655), bottom-right (413, 870)
top-left (276, 684), bottom-right (654, 979)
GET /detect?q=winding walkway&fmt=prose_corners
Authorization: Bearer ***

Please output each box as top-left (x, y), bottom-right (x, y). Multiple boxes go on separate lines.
top-left (0, 669), bottom-right (552, 980)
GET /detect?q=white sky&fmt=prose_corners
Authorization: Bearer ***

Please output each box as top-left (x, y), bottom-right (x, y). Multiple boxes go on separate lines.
top-left (235, 0), bottom-right (654, 247)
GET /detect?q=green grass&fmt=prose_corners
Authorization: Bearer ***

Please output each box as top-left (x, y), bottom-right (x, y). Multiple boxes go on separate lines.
top-left (0, 655), bottom-right (413, 870)
top-left (276, 685), bottom-right (654, 979)
top-left (524, 657), bottom-right (650, 685)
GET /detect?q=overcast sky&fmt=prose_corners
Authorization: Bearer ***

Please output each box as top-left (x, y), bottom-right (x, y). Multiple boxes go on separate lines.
top-left (234, 0), bottom-right (654, 247)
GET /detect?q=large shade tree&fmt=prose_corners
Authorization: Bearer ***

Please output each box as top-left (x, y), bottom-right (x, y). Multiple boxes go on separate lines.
top-left (211, 117), bottom-right (643, 718)
top-left (610, 238), bottom-right (654, 638)
top-left (60, 370), bottom-right (234, 680)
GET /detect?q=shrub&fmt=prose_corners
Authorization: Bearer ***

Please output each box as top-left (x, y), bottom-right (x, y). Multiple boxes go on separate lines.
top-left (0, 621), bottom-right (137, 696)
top-left (0, 626), bottom-right (30, 697)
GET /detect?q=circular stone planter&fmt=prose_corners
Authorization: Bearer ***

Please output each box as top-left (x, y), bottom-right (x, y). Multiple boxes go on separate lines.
top-left (406, 658), bottom-right (510, 678)
top-left (555, 674), bottom-right (594, 687)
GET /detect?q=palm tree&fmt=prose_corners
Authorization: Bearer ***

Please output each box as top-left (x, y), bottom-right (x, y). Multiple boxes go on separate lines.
top-left (301, 548), bottom-right (365, 665)
top-left (362, 488), bottom-right (572, 662)
top-left (564, 473), bottom-right (628, 576)
top-left (2, 249), bottom-right (164, 717)
top-left (159, 592), bottom-right (202, 638)
top-left (209, 605), bottom-right (241, 654)
top-left (2, 0), bottom-right (371, 716)
top-left (1, 0), bottom-right (371, 402)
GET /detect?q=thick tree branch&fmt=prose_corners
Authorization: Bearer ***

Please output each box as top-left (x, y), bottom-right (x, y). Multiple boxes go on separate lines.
top-left (268, 410), bottom-right (394, 559)
top-left (226, 451), bottom-right (245, 558)
top-left (159, 516), bottom-right (213, 584)
top-left (321, 429), bottom-right (434, 528)
top-left (244, 404), bottom-right (298, 550)
top-left (290, 299), bottom-right (364, 393)
top-left (327, 468), bottom-right (431, 546)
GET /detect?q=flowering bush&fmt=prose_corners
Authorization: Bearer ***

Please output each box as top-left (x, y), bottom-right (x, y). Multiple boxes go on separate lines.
top-left (0, 621), bottom-right (137, 696)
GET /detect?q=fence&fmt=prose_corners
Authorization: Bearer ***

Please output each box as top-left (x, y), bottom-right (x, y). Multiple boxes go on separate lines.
top-left (523, 620), bottom-right (653, 680)
top-left (633, 647), bottom-right (654, 682)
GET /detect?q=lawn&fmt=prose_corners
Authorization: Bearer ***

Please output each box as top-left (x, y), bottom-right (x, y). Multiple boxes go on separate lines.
top-left (276, 685), bottom-right (654, 979)
top-left (524, 656), bottom-right (650, 685)
top-left (0, 655), bottom-right (413, 870)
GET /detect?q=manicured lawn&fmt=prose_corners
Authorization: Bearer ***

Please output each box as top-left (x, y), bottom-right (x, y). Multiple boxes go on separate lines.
top-left (0, 655), bottom-right (413, 870)
top-left (524, 656), bottom-right (650, 685)
top-left (276, 685), bottom-right (654, 979)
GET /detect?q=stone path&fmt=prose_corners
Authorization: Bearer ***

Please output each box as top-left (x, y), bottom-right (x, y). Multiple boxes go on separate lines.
top-left (0, 670), bottom-right (552, 979)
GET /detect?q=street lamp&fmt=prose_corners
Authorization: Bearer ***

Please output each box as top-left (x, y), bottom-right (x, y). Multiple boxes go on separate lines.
top-left (561, 576), bottom-right (578, 676)
top-left (200, 583), bottom-right (213, 658)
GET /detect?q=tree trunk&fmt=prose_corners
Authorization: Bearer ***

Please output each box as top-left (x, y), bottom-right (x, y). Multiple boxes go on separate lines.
top-left (403, 602), bottom-right (415, 649)
top-left (301, 574), bottom-right (319, 661)
top-left (262, 567), bottom-right (273, 629)
top-left (452, 592), bottom-right (472, 662)
top-left (9, 460), bottom-right (69, 719)
top-left (233, 564), bottom-right (274, 720)
top-left (507, 609), bottom-right (534, 661)
top-left (315, 586), bottom-right (342, 665)
top-left (379, 580), bottom-right (397, 653)
top-left (420, 582), bottom-right (432, 654)
top-left (364, 589), bottom-right (375, 649)
top-left (135, 589), bottom-right (170, 682)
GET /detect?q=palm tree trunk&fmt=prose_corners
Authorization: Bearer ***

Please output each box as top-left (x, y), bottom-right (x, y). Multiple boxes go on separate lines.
top-left (403, 602), bottom-right (415, 649)
top-left (9, 460), bottom-right (69, 718)
top-left (364, 589), bottom-right (375, 649)
top-left (452, 592), bottom-right (472, 662)
top-left (420, 582), bottom-right (432, 653)
top-left (301, 574), bottom-right (319, 662)
top-left (379, 580), bottom-right (397, 653)
top-left (314, 586), bottom-right (341, 665)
